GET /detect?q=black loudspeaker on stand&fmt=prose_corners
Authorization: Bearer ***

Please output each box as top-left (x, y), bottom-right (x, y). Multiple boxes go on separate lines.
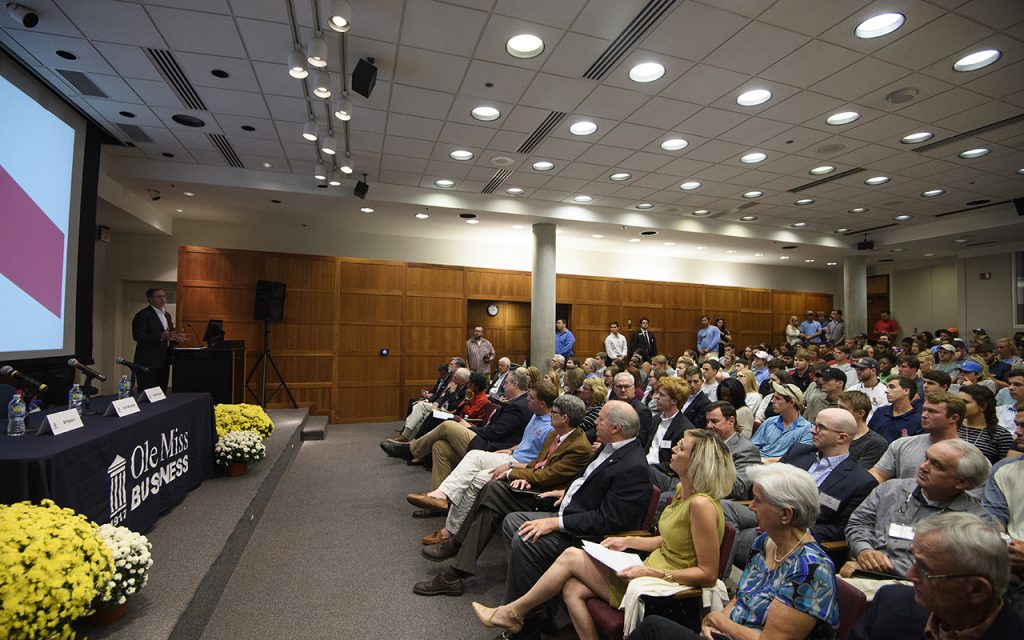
top-left (245, 281), bottom-right (297, 408)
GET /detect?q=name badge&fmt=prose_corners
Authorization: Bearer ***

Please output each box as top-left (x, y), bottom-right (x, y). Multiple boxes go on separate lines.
top-left (43, 408), bottom-right (85, 435)
top-left (818, 492), bottom-right (841, 511)
top-left (104, 397), bottom-right (141, 417)
top-left (888, 523), bottom-right (915, 540)
top-left (660, 439), bottom-right (673, 449)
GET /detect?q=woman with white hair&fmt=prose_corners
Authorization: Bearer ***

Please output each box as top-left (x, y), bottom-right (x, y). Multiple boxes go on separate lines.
top-left (627, 464), bottom-right (839, 640)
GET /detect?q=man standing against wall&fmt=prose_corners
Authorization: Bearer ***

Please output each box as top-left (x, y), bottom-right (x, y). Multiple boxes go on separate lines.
top-left (466, 326), bottom-right (495, 374)
top-left (604, 321), bottom-right (627, 362)
top-left (696, 315), bottom-right (720, 358)
top-left (631, 317), bottom-right (656, 362)
top-left (555, 319), bottom-right (574, 361)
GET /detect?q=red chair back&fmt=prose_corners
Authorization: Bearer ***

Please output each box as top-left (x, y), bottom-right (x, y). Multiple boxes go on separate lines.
top-left (718, 522), bottom-right (737, 580)
top-left (641, 484), bottom-right (661, 531)
top-left (835, 577), bottom-right (867, 640)
top-left (476, 401), bottom-right (498, 426)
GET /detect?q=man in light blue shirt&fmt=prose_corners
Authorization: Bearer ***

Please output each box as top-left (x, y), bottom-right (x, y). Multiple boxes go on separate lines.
top-left (751, 382), bottom-right (813, 459)
top-left (696, 315), bottom-right (720, 357)
top-left (555, 318), bottom-right (575, 359)
top-left (799, 310), bottom-right (822, 345)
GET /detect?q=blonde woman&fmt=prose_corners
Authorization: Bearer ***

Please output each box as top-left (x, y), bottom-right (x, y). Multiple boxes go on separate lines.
top-left (785, 315), bottom-right (802, 347)
top-left (736, 369), bottom-right (763, 414)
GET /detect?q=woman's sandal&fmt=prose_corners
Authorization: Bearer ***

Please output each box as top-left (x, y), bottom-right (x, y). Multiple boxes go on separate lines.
top-left (471, 602), bottom-right (524, 633)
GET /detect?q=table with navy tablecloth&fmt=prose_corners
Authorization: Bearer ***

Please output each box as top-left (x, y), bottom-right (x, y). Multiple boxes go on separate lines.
top-left (0, 392), bottom-right (216, 532)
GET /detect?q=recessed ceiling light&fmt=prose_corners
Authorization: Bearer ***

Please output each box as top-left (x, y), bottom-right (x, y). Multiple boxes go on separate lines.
top-left (736, 89), bottom-right (772, 106)
top-left (466, 219), bottom-right (479, 224)
top-left (574, 195), bottom-right (593, 203)
top-left (629, 62), bottom-right (665, 83)
top-left (740, 151), bottom-right (767, 164)
top-left (506, 34), bottom-right (544, 59)
top-left (864, 176), bottom-right (890, 185)
top-left (834, 228), bottom-right (851, 233)
top-left (471, 106), bottom-right (501, 121)
top-left (953, 237), bottom-right (969, 243)
top-left (809, 165), bottom-right (834, 175)
top-left (958, 148), bottom-right (990, 159)
top-left (901, 131), bottom-right (933, 144)
top-left (791, 222), bottom-right (809, 228)
top-left (261, 161), bottom-right (272, 168)
top-left (680, 180), bottom-right (701, 190)
top-left (849, 207), bottom-right (867, 213)
top-left (506, 187), bottom-right (525, 195)
top-left (953, 49), bottom-right (1001, 72)
top-left (754, 252), bottom-right (764, 257)
top-left (742, 190), bottom-right (763, 198)
top-left (663, 241), bottom-right (674, 246)
top-left (450, 149), bottom-right (474, 161)
top-left (415, 212), bottom-right (429, 219)
top-left (725, 249), bottom-right (737, 254)
top-left (434, 179), bottom-right (455, 188)
top-left (691, 209), bottom-right (711, 217)
top-left (1017, 168), bottom-right (1024, 175)
top-left (660, 138), bottom-right (688, 151)
top-left (360, 207), bottom-right (374, 213)
top-left (569, 121), bottom-right (597, 136)
top-left (921, 189), bottom-right (945, 197)
top-left (532, 161), bottom-right (554, 171)
top-left (804, 259), bottom-right (815, 263)
top-left (923, 252), bottom-right (935, 257)
top-left (629, 238), bottom-right (641, 243)
top-left (635, 202), bottom-right (654, 209)
top-left (175, 208), bottom-right (183, 213)
top-left (826, 111), bottom-right (860, 125)
top-left (894, 214), bottom-right (913, 221)
top-left (512, 224), bottom-right (524, 229)
top-left (891, 248), bottom-right (905, 252)
top-left (827, 262), bottom-right (838, 266)
top-left (183, 191), bottom-right (195, 196)
top-left (794, 198), bottom-right (815, 205)
top-left (610, 172), bottom-right (631, 181)
top-left (739, 215), bottom-right (758, 221)
top-left (855, 12), bottom-right (905, 39)
top-left (696, 246), bottom-right (706, 250)
top-left (779, 256), bottom-right (790, 260)
top-left (592, 234), bottom-right (604, 238)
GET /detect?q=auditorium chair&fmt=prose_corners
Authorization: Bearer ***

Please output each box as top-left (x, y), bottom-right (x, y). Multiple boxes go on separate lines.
top-left (836, 577), bottom-right (867, 640)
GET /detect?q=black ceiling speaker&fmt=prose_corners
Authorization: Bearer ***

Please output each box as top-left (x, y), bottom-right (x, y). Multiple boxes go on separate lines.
top-left (354, 173), bottom-right (369, 199)
top-left (856, 239), bottom-right (874, 251)
top-left (351, 57), bottom-right (377, 98)
top-left (1013, 197), bottom-right (1024, 216)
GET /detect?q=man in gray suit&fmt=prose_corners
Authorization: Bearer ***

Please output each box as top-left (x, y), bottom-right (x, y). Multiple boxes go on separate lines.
top-left (703, 401), bottom-right (761, 500)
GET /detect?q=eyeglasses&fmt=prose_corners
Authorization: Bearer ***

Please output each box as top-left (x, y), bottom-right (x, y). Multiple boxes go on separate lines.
top-left (613, 384), bottom-right (633, 389)
top-left (910, 559), bottom-right (981, 583)
top-left (550, 409), bottom-right (562, 416)
top-left (810, 422), bottom-right (842, 434)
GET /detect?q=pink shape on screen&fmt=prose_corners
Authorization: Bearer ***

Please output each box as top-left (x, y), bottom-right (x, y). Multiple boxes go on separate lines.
top-left (0, 163), bottom-right (65, 317)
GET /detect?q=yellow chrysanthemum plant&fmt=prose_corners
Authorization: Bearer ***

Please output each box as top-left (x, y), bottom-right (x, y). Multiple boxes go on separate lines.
top-left (0, 500), bottom-right (114, 639)
top-left (214, 403), bottom-right (274, 440)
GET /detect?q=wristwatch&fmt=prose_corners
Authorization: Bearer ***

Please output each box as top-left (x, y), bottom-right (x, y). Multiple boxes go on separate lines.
top-left (663, 570), bottom-right (675, 583)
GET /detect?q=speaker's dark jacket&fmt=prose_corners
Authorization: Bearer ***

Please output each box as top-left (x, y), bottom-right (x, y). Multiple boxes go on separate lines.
top-left (132, 306), bottom-right (173, 369)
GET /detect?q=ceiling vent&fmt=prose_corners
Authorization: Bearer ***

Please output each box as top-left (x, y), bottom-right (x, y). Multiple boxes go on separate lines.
top-left (117, 124), bottom-right (153, 143)
top-left (583, 0), bottom-right (680, 81)
top-left (482, 169), bottom-right (513, 194)
top-left (54, 69), bottom-right (107, 98)
top-left (789, 168), bottom-right (864, 193)
top-left (935, 200), bottom-right (1007, 218)
top-left (913, 113), bottom-right (1024, 153)
top-left (517, 111), bottom-right (566, 154)
top-left (146, 48), bottom-right (206, 111)
top-left (208, 133), bottom-right (243, 168)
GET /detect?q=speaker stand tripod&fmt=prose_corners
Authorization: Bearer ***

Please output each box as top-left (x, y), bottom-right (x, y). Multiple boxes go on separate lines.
top-left (245, 320), bottom-right (297, 408)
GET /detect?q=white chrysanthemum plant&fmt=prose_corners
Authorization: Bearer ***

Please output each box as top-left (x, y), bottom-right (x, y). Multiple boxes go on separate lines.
top-left (95, 523), bottom-right (153, 607)
top-left (215, 429), bottom-right (267, 466)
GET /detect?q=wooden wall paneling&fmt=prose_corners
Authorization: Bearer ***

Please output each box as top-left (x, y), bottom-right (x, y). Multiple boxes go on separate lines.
top-left (338, 325), bottom-right (402, 354)
top-left (281, 289), bottom-right (335, 324)
top-left (254, 354), bottom-right (333, 383)
top-left (555, 275), bottom-right (574, 302)
top-left (572, 277), bottom-right (620, 304)
top-left (572, 303), bottom-right (621, 330)
top-left (335, 355), bottom-right (403, 383)
top-left (467, 301), bottom-right (530, 365)
top-left (338, 292), bottom-right (403, 324)
top-left (740, 289), bottom-right (772, 311)
top-left (180, 284), bottom-right (257, 320)
top-left (664, 283), bottom-right (702, 310)
top-left (703, 286), bottom-right (742, 311)
top-left (773, 291), bottom-right (805, 315)
top-left (261, 254), bottom-right (335, 289)
top-left (406, 264), bottom-right (465, 297)
top-left (622, 306), bottom-right (664, 334)
top-left (406, 355), bottom-right (457, 386)
top-left (404, 296), bottom-right (463, 326)
top-left (466, 269), bottom-right (531, 300)
top-left (662, 332), bottom-right (696, 359)
top-left (665, 308), bottom-right (702, 334)
top-left (258, 322), bottom-right (334, 352)
top-left (866, 275), bottom-right (889, 295)
top-left (178, 246), bottom-right (260, 285)
top-left (268, 386), bottom-right (331, 414)
top-left (803, 293), bottom-right (833, 313)
top-left (406, 326), bottom-right (464, 354)
top-left (573, 330), bottom-right (610, 358)
top-left (335, 386), bottom-right (401, 423)
top-left (621, 280), bottom-right (664, 307)
top-left (339, 259), bottom-right (405, 294)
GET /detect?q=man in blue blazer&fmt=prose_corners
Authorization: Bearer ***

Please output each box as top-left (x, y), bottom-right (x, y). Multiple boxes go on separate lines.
top-left (131, 287), bottom-right (176, 391)
top-left (638, 376), bottom-right (695, 491)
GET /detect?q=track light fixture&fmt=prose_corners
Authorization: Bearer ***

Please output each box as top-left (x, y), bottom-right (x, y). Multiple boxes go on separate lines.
top-left (333, 95), bottom-right (352, 121)
top-left (287, 48), bottom-right (308, 79)
top-left (321, 134), bottom-right (337, 155)
top-left (306, 35), bottom-right (328, 68)
top-left (328, 169), bottom-right (343, 186)
top-left (6, 2), bottom-right (38, 28)
top-left (327, 0), bottom-right (351, 33)
top-left (340, 152), bottom-right (353, 174)
top-left (313, 161), bottom-right (327, 180)
top-left (302, 115), bottom-right (319, 141)
top-left (312, 70), bottom-right (331, 99)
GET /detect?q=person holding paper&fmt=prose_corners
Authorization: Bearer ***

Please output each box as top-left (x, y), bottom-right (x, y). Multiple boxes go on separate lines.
top-left (389, 368), bottom-right (471, 442)
top-left (471, 429), bottom-right (735, 640)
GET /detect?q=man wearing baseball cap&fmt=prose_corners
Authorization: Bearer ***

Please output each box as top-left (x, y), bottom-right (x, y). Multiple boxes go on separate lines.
top-left (751, 350), bottom-right (771, 386)
top-left (934, 343), bottom-right (962, 379)
top-left (804, 367), bottom-right (848, 423)
top-left (750, 382), bottom-right (813, 461)
top-left (848, 357), bottom-right (890, 421)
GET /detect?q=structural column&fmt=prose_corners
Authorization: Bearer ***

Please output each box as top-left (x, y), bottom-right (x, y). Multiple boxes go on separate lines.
top-left (531, 223), bottom-right (556, 371)
top-left (843, 256), bottom-right (867, 339)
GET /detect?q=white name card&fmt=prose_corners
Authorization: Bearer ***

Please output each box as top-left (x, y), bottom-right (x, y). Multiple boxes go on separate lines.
top-left (143, 387), bottom-right (167, 403)
top-left (105, 397), bottom-right (141, 417)
top-left (41, 408), bottom-right (85, 435)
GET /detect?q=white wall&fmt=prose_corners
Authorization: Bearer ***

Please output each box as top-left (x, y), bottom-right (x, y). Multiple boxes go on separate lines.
top-left (887, 263), bottom-right (959, 336)
top-left (962, 253), bottom-right (1015, 340)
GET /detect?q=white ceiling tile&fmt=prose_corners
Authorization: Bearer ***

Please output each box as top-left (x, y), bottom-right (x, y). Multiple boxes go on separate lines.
top-left (613, 185), bottom-right (658, 199)
top-left (655, 157), bottom-right (714, 177)
top-left (235, 18), bottom-right (293, 65)
top-left (83, 99), bottom-right (159, 125)
top-left (703, 21), bottom-right (811, 75)
top-left (816, 1), bottom-right (948, 54)
top-left (642, 2), bottom-right (749, 61)
top-left (619, 151), bottom-right (673, 172)
top-left (810, 57), bottom-right (912, 102)
top-left (602, 50), bottom-right (693, 96)
top-left (544, 176), bottom-right (589, 192)
top-left (659, 64), bottom-right (749, 104)
top-left (559, 162), bottom-right (608, 180)
top-left (539, 32), bottom-right (610, 78)
top-left (550, 115), bottom-right (618, 142)
top-left (598, 123), bottom-right (665, 150)
top-left (689, 139), bottom-right (765, 164)
top-left (935, 100), bottom-right (1022, 133)
top-left (438, 122), bottom-right (497, 147)
top-left (57, 0), bottom-right (166, 47)
top-left (212, 114), bottom-right (278, 139)
top-left (197, 87), bottom-right (270, 118)
top-left (400, 0), bottom-right (489, 57)
top-left (379, 170), bottom-right (423, 187)
top-left (496, 0), bottom-right (589, 29)
top-left (676, 108), bottom-right (749, 138)
top-left (717, 117), bottom-right (793, 146)
top-left (488, 130), bottom-right (530, 152)
top-left (446, 94), bottom-right (514, 127)
top-left (576, 145), bottom-right (633, 166)
top-left (351, 132), bottom-right (384, 153)
top-left (758, 0), bottom-right (872, 36)
top-left (170, 128), bottom-right (216, 150)
top-left (964, 60), bottom-right (1024, 99)
top-left (343, 36), bottom-right (398, 82)
top-left (221, 136), bottom-right (283, 157)
top-left (81, 73), bottom-right (146, 103)
top-left (473, 14), bottom-right (569, 71)
top-left (874, 13), bottom-right (995, 70)
top-left (760, 40), bottom-right (861, 89)
top-left (385, 113), bottom-right (444, 140)
top-left (571, 0), bottom-right (651, 40)
top-left (393, 47), bottom-right (470, 93)
top-left (710, 80), bottom-right (802, 116)
top-left (897, 87), bottom-right (990, 122)
top-left (424, 160), bottom-right (471, 179)
top-left (460, 59), bottom-right (536, 102)
top-left (574, 85), bottom-right (649, 120)
top-left (382, 134), bottom-right (433, 158)
top-left (955, 0), bottom-right (1024, 29)
top-left (692, 164), bottom-right (747, 182)
top-left (92, 42), bottom-right (163, 80)
top-left (145, 6), bottom-right (246, 57)
top-left (759, 92), bottom-right (845, 125)
top-left (262, 94), bottom-right (307, 122)
top-left (831, 144), bottom-right (902, 167)
top-left (842, 113), bottom-right (930, 144)
top-left (533, 137), bottom-right (590, 161)
top-left (625, 96), bottom-right (701, 129)
top-left (388, 84), bottom-right (454, 119)
top-left (632, 173), bottom-right (680, 190)
top-left (347, 0), bottom-right (405, 42)
top-left (250, 60), bottom-right (304, 98)
top-left (10, 32), bottom-right (115, 74)
top-left (501, 104), bottom-right (552, 134)
top-left (519, 73), bottom-right (596, 112)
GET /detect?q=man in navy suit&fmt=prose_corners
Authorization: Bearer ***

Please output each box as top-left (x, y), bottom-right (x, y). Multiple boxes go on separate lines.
top-left (132, 287), bottom-right (177, 391)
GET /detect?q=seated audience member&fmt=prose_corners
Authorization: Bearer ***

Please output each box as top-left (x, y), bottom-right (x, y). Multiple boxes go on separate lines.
top-left (803, 367), bottom-right (846, 424)
top-left (934, 343), bottom-right (962, 379)
top-left (716, 377), bottom-right (753, 437)
top-left (959, 357), bottom-right (997, 394)
top-left (703, 402), bottom-right (762, 500)
top-left (525, 365), bottom-right (542, 387)
top-left (790, 350), bottom-right (813, 392)
top-left (492, 401), bottom-right (651, 637)
top-left (380, 368), bottom-right (532, 489)
top-left (753, 369), bottom-right (794, 427)
top-left (843, 440), bottom-right (993, 595)
top-left (409, 358), bottom-right (464, 414)
top-left (413, 394), bottom-right (593, 594)
top-left (700, 359), bottom-right (722, 401)
top-left (627, 464), bottom-right (840, 640)
top-left (599, 372), bottom-right (653, 442)
top-left (751, 382), bottom-right (813, 461)
top-left (487, 357), bottom-right (512, 402)
top-left (848, 357), bottom-right (890, 421)
top-left (581, 357), bottom-right (602, 380)
top-left (959, 384), bottom-right (1013, 464)
top-left (638, 376), bottom-right (695, 491)
top-left (393, 367), bottom-right (472, 441)
top-left (406, 381), bottom-right (557, 519)
top-left (837, 391), bottom-right (889, 469)
top-left (680, 366), bottom-right (710, 429)
top-left (751, 350), bottom-right (771, 386)
top-left (736, 369), bottom-right (762, 414)
top-left (867, 376), bottom-right (922, 443)
top-left (640, 368), bottom-right (670, 413)
top-left (471, 430), bottom-right (735, 639)
top-left (576, 377), bottom-right (607, 438)
top-left (562, 367), bottom-right (585, 396)
top-left (849, 512), bottom-right (1020, 640)
top-left (895, 354), bottom-right (924, 399)
top-left (870, 391), bottom-right (963, 484)
top-left (997, 368), bottom-right (1024, 431)
top-left (983, 406), bottom-right (1024, 617)
top-left (922, 369), bottom-right (951, 394)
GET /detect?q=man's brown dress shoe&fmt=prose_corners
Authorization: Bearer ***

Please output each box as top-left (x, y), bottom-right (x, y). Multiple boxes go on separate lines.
top-left (422, 528), bottom-right (451, 545)
top-left (407, 492), bottom-right (448, 511)
top-left (412, 567), bottom-right (464, 596)
top-left (421, 538), bottom-right (458, 562)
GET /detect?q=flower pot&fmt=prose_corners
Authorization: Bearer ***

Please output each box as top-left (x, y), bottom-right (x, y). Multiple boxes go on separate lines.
top-left (87, 601), bottom-right (128, 625)
top-left (225, 462), bottom-right (248, 476)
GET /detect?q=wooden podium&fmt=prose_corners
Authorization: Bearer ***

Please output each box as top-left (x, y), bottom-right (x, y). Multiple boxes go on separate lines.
top-left (172, 342), bottom-right (245, 404)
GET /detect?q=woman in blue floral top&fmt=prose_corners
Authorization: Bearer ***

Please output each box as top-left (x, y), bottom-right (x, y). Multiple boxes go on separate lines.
top-left (626, 463), bottom-right (839, 640)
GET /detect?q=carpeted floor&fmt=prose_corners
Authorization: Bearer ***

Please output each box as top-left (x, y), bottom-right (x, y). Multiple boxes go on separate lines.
top-left (202, 422), bottom-right (576, 640)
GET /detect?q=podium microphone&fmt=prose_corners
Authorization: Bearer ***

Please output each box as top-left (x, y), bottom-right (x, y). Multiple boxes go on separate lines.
top-left (115, 357), bottom-right (150, 374)
top-left (0, 365), bottom-right (48, 392)
top-left (68, 358), bottom-right (108, 382)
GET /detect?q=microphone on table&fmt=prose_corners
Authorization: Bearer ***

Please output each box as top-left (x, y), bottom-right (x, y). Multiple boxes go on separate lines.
top-left (115, 357), bottom-right (150, 374)
top-left (68, 358), bottom-right (108, 382)
top-left (0, 365), bottom-right (48, 392)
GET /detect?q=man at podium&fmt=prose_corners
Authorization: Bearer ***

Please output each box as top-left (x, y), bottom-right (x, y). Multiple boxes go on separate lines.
top-left (132, 287), bottom-right (179, 392)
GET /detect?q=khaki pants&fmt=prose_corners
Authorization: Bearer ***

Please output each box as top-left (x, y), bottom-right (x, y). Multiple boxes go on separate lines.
top-left (409, 420), bottom-right (476, 489)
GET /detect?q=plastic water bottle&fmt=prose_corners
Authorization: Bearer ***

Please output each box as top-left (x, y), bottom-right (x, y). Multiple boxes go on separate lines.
top-left (118, 375), bottom-right (131, 400)
top-left (69, 383), bottom-right (84, 415)
top-left (7, 392), bottom-right (26, 436)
